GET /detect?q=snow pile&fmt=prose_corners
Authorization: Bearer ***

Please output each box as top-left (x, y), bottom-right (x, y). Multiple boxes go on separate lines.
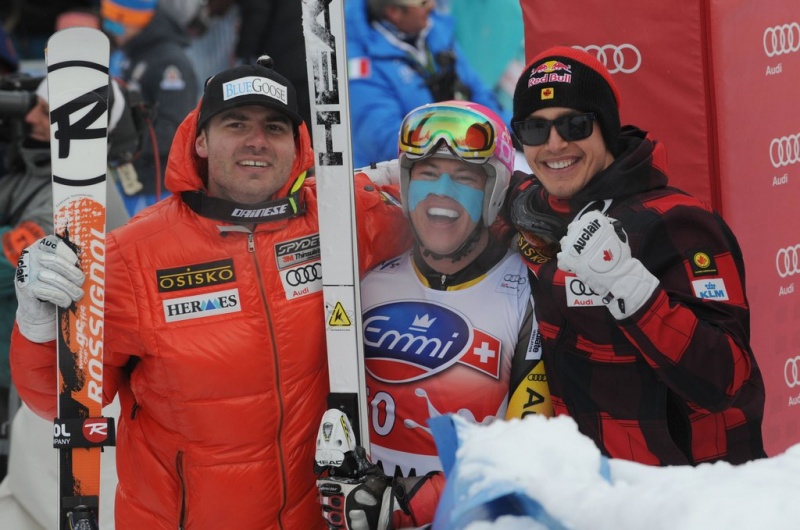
top-left (434, 414), bottom-right (800, 530)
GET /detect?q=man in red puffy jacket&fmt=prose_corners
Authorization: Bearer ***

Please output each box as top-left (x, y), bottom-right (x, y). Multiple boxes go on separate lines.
top-left (11, 58), bottom-right (410, 529)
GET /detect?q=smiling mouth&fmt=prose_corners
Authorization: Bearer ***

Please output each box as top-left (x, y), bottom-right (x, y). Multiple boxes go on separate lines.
top-left (545, 159), bottom-right (577, 170)
top-left (427, 207), bottom-right (459, 220)
top-left (239, 160), bottom-right (268, 168)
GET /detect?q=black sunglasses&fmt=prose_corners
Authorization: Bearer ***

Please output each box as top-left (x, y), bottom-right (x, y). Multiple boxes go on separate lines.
top-left (512, 112), bottom-right (596, 146)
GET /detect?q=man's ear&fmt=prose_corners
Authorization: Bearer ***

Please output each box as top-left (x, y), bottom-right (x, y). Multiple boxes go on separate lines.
top-left (195, 130), bottom-right (208, 158)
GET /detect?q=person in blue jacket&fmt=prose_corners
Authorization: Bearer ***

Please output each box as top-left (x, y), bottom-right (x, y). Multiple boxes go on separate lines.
top-left (345, 0), bottom-right (510, 168)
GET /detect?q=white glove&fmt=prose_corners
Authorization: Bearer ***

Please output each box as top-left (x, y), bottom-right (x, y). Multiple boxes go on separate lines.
top-left (356, 159), bottom-right (400, 186)
top-left (557, 211), bottom-right (658, 319)
top-left (15, 235), bottom-right (85, 342)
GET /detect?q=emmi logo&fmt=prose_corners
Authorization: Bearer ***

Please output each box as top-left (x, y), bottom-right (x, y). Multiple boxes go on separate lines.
top-left (163, 288), bottom-right (241, 322)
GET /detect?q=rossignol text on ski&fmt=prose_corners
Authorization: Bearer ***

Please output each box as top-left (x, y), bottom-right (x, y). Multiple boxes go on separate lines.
top-left (47, 26), bottom-right (116, 530)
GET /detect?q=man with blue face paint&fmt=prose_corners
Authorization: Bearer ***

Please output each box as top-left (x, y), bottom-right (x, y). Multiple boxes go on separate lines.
top-left (315, 101), bottom-right (554, 530)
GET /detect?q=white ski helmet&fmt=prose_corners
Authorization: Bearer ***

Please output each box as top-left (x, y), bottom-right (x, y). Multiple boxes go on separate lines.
top-left (398, 100), bottom-right (515, 226)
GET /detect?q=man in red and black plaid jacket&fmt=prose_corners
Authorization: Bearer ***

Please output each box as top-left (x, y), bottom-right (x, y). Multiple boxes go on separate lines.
top-left (506, 46), bottom-right (765, 465)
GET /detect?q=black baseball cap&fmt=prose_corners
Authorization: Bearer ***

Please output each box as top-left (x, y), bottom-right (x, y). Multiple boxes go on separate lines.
top-left (197, 56), bottom-right (303, 133)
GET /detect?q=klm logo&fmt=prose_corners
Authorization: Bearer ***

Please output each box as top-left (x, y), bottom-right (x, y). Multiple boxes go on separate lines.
top-left (698, 282), bottom-right (725, 299)
top-left (692, 278), bottom-right (729, 301)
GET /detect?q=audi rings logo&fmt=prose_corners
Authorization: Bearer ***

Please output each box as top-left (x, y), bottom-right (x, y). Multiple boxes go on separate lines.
top-left (763, 23), bottom-right (800, 57)
top-left (573, 44), bottom-right (642, 74)
top-left (569, 278), bottom-right (600, 296)
top-left (776, 245), bottom-right (800, 278)
top-left (285, 263), bottom-right (322, 286)
top-left (785, 356), bottom-right (800, 388)
top-left (503, 274), bottom-right (527, 284)
top-left (770, 134), bottom-right (800, 168)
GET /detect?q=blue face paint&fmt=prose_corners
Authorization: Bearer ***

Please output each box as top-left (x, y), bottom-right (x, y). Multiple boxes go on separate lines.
top-left (408, 173), bottom-right (484, 222)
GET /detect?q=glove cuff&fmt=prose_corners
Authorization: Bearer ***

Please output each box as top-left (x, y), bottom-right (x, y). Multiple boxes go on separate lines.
top-left (607, 259), bottom-right (659, 319)
top-left (16, 311), bottom-right (56, 343)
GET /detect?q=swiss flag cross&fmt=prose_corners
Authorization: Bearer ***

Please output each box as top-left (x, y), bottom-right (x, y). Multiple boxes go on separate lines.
top-left (459, 329), bottom-right (501, 379)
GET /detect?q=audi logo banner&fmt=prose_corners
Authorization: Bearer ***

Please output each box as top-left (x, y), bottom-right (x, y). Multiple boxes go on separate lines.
top-left (521, 0), bottom-right (800, 457)
top-left (770, 134), bottom-right (800, 168)
top-left (776, 245), bottom-right (800, 278)
top-left (763, 22), bottom-right (800, 57)
top-left (572, 44), bottom-right (642, 74)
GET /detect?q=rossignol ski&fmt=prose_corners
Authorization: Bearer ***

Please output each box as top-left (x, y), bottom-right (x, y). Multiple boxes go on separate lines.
top-left (301, 0), bottom-right (371, 461)
top-left (47, 27), bottom-right (116, 530)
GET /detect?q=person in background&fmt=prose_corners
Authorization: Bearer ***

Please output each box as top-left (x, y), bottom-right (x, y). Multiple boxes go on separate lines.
top-left (345, 0), bottom-right (509, 168)
top-left (160, 0), bottom-right (239, 98)
top-left (10, 58), bottom-right (409, 529)
top-left (233, 0), bottom-right (312, 133)
top-left (101, 0), bottom-right (198, 215)
top-left (507, 46), bottom-right (765, 465)
top-left (316, 100), bottom-right (553, 530)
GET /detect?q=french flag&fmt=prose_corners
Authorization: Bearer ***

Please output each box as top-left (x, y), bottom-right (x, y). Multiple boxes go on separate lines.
top-left (348, 57), bottom-right (371, 80)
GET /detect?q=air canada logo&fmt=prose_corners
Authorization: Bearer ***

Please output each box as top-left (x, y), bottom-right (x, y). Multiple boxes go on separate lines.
top-left (363, 300), bottom-right (501, 383)
top-left (689, 251), bottom-right (718, 276)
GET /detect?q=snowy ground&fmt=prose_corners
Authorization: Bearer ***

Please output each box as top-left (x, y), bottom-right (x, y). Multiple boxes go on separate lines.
top-left (435, 414), bottom-right (800, 530)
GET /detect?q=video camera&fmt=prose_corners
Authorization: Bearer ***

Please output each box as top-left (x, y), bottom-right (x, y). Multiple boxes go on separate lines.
top-left (0, 73), bottom-right (44, 144)
top-left (0, 71), bottom-right (147, 167)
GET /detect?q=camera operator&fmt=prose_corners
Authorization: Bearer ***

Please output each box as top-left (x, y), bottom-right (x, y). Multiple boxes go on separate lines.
top-left (0, 75), bottom-right (135, 480)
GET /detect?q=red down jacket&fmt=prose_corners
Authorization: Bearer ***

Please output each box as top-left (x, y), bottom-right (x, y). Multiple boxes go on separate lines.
top-left (11, 105), bottom-right (410, 529)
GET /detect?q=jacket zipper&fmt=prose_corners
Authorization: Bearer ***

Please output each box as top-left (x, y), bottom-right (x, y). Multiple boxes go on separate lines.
top-left (247, 232), bottom-right (288, 529)
top-left (176, 451), bottom-right (187, 529)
